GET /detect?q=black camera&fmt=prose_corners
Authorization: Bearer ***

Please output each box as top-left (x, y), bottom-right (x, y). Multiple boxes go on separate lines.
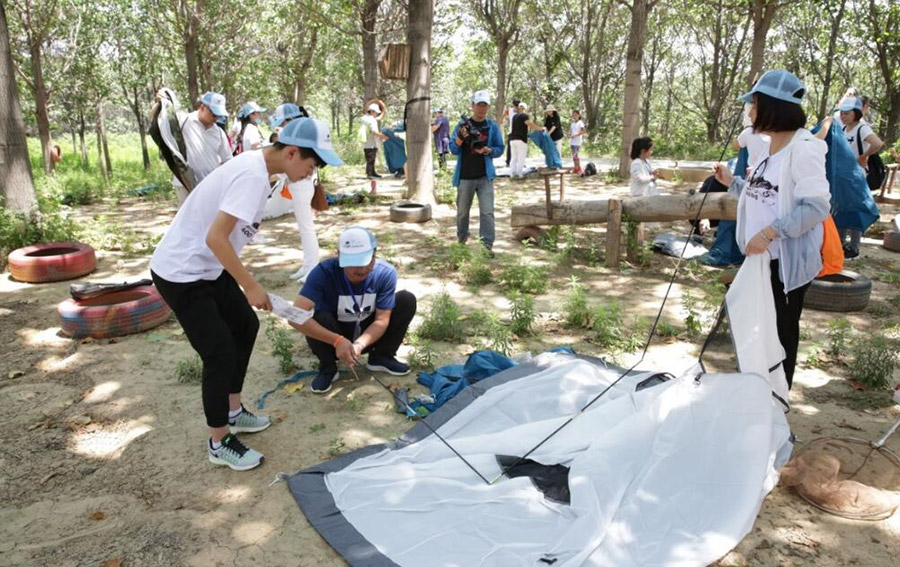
top-left (459, 115), bottom-right (487, 152)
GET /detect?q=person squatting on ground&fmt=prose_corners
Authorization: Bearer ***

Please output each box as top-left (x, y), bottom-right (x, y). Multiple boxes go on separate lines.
top-left (290, 227), bottom-right (417, 394)
top-left (269, 103), bottom-right (322, 282)
top-left (543, 105), bottom-right (564, 158)
top-left (713, 69), bottom-right (830, 389)
top-left (175, 91), bottom-right (233, 205)
top-left (509, 102), bottom-right (545, 179)
top-left (449, 90), bottom-right (505, 253)
top-left (431, 107), bottom-right (451, 170)
top-left (836, 96), bottom-right (885, 259)
top-left (150, 118), bottom-right (344, 471)
top-left (233, 101), bottom-right (266, 155)
top-left (629, 137), bottom-right (660, 197)
top-left (362, 102), bottom-right (390, 179)
top-left (569, 110), bottom-right (586, 174)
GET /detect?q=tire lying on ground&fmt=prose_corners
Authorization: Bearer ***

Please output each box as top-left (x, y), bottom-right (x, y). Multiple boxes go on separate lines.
top-left (514, 225), bottom-right (548, 247)
top-left (389, 201), bottom-right (432, 223)
top-left (8, 242), bottom-right (97, 283)
top-left (883, 230), bottom-right (900, 253)
top-left (803, 270), bottom-right (872, 312)
top-left (58, 284), bottom-right (172, 339)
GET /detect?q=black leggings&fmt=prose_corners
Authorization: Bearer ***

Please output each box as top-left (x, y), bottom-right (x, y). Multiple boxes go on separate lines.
top-left (152, 270), bottom-right (259, 427)
top-left (307, 290), bottom-right (416, 370)
top-left (770, 260), bottom-right (810, 389)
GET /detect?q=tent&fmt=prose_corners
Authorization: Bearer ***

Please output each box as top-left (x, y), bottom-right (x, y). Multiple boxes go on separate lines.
top-left (287, 256), bottom-right (792, 567)
top-left (813, 120), bottom-right (879, 233)
top-left (529, 130), bottom-right (563, 169)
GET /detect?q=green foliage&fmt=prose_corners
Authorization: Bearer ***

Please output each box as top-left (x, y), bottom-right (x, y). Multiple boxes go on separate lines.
top-left (464, 309), bottom-right (491, 335)
top-left (509, 292), bottom-right (537, 336)
top-left (563, 276), bottom-right (591, 328)
top-left (498, 258), bottom-right (549, 295)
top-left (174, 354), bottom-right (203, 384)
top-left (265, 316), bottom-right (296, 375)
top-left (826, 318), bottom-right (852, 356)
top-left (483, 313), bottom-right (513, 355)
top-left (590, 301), bottom-right (625, 350)
top-left (434, 170), bottom-right (455, 206)
top-left (0, 208), bottom-right (80, 268)
top-left (408, 333), bottom-right (437, 370)
top-left (655, 321), bottom-right (680, 338)
top-left (848, 337), bottom-right (898, 390)
top-left (447, 242), bottom-right (472, 271)
top-left (418, 292), bottom-right (464, 342)
top-left (681, 290), bottom-right (704, 337)
top-left (459, 246), bottom-right (493, 286)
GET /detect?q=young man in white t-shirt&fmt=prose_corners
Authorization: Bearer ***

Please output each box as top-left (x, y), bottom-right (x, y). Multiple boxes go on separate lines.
top-left (150, 118), bottom-right (344, 471)
top-left (175, 91), bottom-right (233, 205)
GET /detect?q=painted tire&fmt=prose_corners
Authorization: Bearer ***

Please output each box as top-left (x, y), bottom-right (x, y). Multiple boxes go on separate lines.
top-left (803, 270), bottom-right (872, 312)
top-left (389, 201), bottom-right (432, 223)
top-left (883, 230), bottom-right (900, 253)
top-left (8, 242), bottom-right (97, 283)
top-left (58, 284), bottom-right (172, 339)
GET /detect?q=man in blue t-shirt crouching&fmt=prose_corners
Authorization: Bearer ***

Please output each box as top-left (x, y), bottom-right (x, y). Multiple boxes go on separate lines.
top-left (290, 226), bottom-right (417, 393)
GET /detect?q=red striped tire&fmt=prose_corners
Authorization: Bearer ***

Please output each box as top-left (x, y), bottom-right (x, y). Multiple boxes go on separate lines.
top-left (58, 284), bottom-right (172, 339)
top-left (8, 242), bottom-right (97, 283)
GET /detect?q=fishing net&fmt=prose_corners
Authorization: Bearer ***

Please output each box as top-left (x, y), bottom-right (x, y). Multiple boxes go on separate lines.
top-left (781, 418), bottom-right (900, 520)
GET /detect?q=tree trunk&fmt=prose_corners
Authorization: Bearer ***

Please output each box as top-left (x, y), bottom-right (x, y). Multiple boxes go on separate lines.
top-left (662, 63), bottom-right (675, 137)
top-left (817, 0), bottom-right (846, 121)
top-left (96, 122), bottom-right (108, 184)
top-left (78, 110), bottom-right (88, 166)
top-left (361, 0), bottom-right (381, 103)
top-left (100, 109), bottom-right (112, 176)
top-left (69, 123), bottom-right (76, 156)
top-left (747, 0), bottom-right (778, 87)
top-left (28, 40), bottom-right (54, 174)
top-left (495, 38), bottom-right (509, 123)
top-left (184, 2), bottom-right (201, 104)
top-left (618, 0), bottom-right (652, 178)
top-left (510, 192), bottom-right (737, 227)
top-left (405, 0), bottom-right (435, 205)
top-left (0, 2), bottom-right (37, 214)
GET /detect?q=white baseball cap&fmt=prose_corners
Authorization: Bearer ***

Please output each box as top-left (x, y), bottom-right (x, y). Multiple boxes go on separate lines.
top-left (200, 91), bottom-right (228, 117)
top-left (338, 227), bottom-right (377, 268)
top-left (368, 103), bottom-right (381, 113)
top-left (471, 90), bottom-right (491, 104)
top-left (278, 118), bottom-right (344, 166)
top-left (518, 102), bottom-right (529, 111)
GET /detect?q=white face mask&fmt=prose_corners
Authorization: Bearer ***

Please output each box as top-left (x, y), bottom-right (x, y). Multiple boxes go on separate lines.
top-left (252, 116), bottom-right (262, 126)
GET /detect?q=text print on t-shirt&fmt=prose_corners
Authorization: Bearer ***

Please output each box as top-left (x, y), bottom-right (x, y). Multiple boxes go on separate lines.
top-left (240, 222), bottom-right (260, 240)
top-left (337, 293), bottom-right (377, 323)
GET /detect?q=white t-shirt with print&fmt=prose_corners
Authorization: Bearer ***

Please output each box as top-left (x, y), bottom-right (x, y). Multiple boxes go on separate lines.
top-left (737, 127), bottom-right (771, 170)
top-left (177, 111), bottom-right (232, 187)
top-left (240, 123), bottom-right (263, 153)
top-left (362, 114), bottom-right (380, 149)
top-left (843, 122), bottom-right (874, 157)
top-left (570, 120), bottom-right (585, 146)
top-left (150, 151), bottom-right (272, 282)
top-left (742, 149), bottom-right (783, 259)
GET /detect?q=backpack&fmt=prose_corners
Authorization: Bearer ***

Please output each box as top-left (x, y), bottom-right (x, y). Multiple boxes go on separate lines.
top-left (856, 126), bottom-right (886, 191)
top-left (582, 162), bottom-right (597, 177)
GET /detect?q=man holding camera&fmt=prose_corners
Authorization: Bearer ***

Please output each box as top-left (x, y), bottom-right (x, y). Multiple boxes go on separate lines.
top-left (449, 90), bottom-right (505, 254)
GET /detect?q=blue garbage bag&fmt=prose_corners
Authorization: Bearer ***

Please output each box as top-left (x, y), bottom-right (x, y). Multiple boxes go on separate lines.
top-left (811, 120), bottom-right (879, 233)
top-left (528, 130), bottom-right (562, 169)
top-left (381, 127), bottom-right (407, 174)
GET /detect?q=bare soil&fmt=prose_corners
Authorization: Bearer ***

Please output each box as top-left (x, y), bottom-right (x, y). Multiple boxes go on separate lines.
top-left (2, 165), bottom-right (899, 566)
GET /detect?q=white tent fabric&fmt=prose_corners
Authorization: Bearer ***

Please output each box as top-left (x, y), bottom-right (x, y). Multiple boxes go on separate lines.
top-left (321, 354), bottom-right (791, 566)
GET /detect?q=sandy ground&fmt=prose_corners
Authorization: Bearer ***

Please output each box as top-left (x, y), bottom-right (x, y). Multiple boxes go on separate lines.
top-left (2, 158), bottom-right (899, 567)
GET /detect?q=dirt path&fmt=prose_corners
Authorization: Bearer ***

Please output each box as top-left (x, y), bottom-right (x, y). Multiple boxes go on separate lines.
top-left (1, 168), bottom-right (899, 566)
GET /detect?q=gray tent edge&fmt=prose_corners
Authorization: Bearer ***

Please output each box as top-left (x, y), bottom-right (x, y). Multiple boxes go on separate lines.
top-left (286, 353), bottom-right (625, 567)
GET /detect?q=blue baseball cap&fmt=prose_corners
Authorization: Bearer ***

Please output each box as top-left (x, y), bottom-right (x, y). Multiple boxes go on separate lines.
top-left (278, 118), bottom-right (344, 166)
top-left (237, 101), bottom-right (266, 119)
top-left (838, 97), bottom-right (863, 113)
top-left (270, 103), bottom-right (303, 127)
top-left (338, 226), bottom-right (377, 268)
top-left (738, 70), bottom-right (806, 106)
top-left (200, 91), bottom-right (228, 117)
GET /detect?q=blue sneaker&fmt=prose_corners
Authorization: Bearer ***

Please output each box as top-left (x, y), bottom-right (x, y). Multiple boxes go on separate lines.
top-left (311, 368), bottom-right (339, 394)
top-left (366, 353), bottom-right (410, 376)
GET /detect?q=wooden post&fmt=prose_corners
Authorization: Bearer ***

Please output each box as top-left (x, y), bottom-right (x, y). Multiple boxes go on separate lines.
top-left (606, 199), bottom-right (622, 269)
top-left (544, 175), bottom-right (553, 219)
top-left (626, 221), bottom-right (645, 263)
top-left (559, 172), bottom-right (565, 202)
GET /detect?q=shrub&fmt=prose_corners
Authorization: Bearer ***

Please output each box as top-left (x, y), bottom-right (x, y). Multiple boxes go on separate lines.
top-left (265, 316), bottom-right (297, 375)
top-left (446, 242), bottom-right (472, 271)
top-left (563, 276), bottom-right (591, 328)
top-left (826, 318), bottom-right (851, 356)
top-left (509, 292), bottom-right (537, 336)
top-left (498, 258), bottom-right (549, 295)
top-left (460, 246), bottom-right (493, 285)
top-left (408, 333), bottom-right (437, 370)
top-left (591, 301), bottom-right (624, 349)
top-left (0, 208), bottom-right (80, 268)
top-left (848, 336), bottom-right (898, 390)
top-left (174, 354), bottom-right (203, 384)
top-left (483, 313), bottom-right (513, 355)
top-left (418, 292), bottom-right (464, 341)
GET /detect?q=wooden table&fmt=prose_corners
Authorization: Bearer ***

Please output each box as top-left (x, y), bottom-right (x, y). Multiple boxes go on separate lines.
top-left (878, 163), bottom-right (898, 203)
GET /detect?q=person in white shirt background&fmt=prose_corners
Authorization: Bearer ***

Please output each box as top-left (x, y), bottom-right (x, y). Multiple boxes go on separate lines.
top-left (233, 101), bottom-right (266, 155)
top-left (362, 103), bottom-right (389, 179)
top-left (629, 137), bottom-right (660, 197)
top-left (175, 91), bottom-right (232, 205)
top-left (569, 110), bottom-right (586, 174)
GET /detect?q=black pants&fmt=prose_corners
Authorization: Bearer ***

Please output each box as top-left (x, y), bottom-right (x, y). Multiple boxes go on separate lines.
top-left (505, 136), bottom-right (511, 166)
top-left (307, 290), bottom-right (416, 370)
top-left (364, 148), bottom-right (378, 177)
top-left (770, 260), bottom-right (810, 389)
top-left (152, 270), bottom-right (259, 428)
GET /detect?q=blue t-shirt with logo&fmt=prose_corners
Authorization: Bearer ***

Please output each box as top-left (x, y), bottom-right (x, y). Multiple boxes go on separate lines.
top-left (300, 258), bottom-right (397, 324)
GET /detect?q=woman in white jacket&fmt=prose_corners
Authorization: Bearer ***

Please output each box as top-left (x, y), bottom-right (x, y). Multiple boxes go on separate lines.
top-left (629, 137), bottom-right (659, 197)
top-left (714, 70), bottom-right (830, 388)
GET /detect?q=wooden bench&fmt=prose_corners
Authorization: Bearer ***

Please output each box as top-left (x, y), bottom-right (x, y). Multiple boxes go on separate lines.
top-left (538, 168), bottom-right (569, 219)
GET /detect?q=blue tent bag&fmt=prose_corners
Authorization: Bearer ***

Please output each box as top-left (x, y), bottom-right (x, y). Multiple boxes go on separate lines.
top-left (381, 127), bottom-right (407, 174)
top-left (528, 130), bottom-right (562, 169)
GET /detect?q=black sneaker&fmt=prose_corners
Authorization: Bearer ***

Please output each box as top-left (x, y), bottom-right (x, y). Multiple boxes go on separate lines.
top-left (366, 353), bottom-right (411, 376)
top-left (311, 368), bottom-right (340, 394)
top-left (844, 248), bottom-right (859, 260)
